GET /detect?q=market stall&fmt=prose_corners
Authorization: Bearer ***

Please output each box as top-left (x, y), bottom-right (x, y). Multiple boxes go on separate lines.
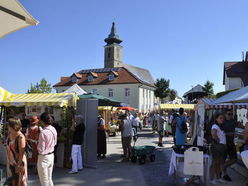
top-left (79, 94), bottom-right (124, 135)
top-left (160, 104), bottom-right (195, 110)
top-left (193, 98), bottom-right (248, 146)
top-left (214, 86), bottom-right (248, 170)
top-left (0, 91), bottom-right (78, 166)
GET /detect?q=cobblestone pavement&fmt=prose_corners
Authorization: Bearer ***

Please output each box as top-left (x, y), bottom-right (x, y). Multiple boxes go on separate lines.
top-left (0, 128), bottom-right (247, 186)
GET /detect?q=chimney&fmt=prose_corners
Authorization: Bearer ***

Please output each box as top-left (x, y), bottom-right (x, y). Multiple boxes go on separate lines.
top-left (242, 51), bottom-right (245, 62)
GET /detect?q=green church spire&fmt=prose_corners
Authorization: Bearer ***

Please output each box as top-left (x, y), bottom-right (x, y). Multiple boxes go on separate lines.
top-left (104, 22), bottom-right (122, 45)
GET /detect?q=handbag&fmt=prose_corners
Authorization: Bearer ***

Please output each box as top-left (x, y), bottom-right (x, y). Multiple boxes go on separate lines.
top-left (183, 147), bottom-right (204, 176)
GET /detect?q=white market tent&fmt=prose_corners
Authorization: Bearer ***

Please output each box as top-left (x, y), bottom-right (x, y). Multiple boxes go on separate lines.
top-left (214, 86), bottom-right (248, 104)
top-left (64, 84), bottom-right (87, 95)
top-left (0, 0), bottom-right (38, 38)
top-left (0, 87), bottom-right (13, 102)
top-left (200, 98), bottom-right (248, 109)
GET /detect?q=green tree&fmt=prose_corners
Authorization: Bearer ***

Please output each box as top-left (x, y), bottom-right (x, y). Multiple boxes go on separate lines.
top-left (155, 78), bottom-right (177, 102)
top-left (169, 89), bottom-right (177, 101)
top-left (27, 78), bottom-right (52, 93)
top-left (203, 80), bottom-right (214, 95)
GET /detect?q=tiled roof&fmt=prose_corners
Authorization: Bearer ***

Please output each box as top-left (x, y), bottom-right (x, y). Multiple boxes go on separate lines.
top-left (223, 62), bottom-right (248, 85)
top-left (54, 66), bottom-right (155, 88)
top-left (78, 67), bottom-right (120, 74)
top-left (183, 84), bottom-right (205, 97)
top-left (123, 64), bottom-right (155, 85)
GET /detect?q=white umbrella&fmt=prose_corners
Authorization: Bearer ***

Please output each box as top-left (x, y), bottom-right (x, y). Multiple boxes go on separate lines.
top-left (214, 86), bottom-right (248, 104)
top-left (0, 0), bottom-right (38, 38)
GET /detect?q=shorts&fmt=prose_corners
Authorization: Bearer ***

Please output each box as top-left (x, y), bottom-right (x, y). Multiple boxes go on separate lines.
top-left (158, 130), bottom-right (164, 138)
top-left (224, 142), bottom-right (237, 160)
top-left (122, 136), bottom-right (132, 149)
top-left (211, 144), bottom-right (227, 160)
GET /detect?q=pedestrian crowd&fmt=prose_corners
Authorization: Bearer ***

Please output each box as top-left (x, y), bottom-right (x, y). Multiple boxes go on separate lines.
top-left (2, 108), bottom-right (248, 185)
top-left (3, 112), bottom-right (85, 186)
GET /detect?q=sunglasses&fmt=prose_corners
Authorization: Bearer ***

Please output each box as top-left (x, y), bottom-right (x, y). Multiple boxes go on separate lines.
top-left (227, 113), bottom-right (233, 116)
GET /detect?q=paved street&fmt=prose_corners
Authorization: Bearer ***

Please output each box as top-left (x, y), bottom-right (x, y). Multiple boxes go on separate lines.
top-left (1, 128), bottom-right (247, 186)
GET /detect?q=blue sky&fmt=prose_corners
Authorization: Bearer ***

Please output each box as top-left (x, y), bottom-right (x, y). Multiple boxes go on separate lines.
top-left (1, 0), bottom-right (248, 96)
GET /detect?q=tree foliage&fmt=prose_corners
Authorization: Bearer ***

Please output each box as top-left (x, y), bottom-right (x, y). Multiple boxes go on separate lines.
top-left (202, 80), bottom-right (214, 95)
top-left (169, 89), bottom-right (178, 101)
top-left (27, 78), bottom-right (52, 93)
top-left (155, 78), bottom-right (177, 102)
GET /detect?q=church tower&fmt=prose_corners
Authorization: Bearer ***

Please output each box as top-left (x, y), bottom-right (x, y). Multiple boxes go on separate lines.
top-left (104, 22), bottom-right (123, 68)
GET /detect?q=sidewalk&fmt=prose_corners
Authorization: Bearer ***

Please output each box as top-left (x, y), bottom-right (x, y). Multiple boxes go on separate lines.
top-left (0, 128), bottom-right (247, 186)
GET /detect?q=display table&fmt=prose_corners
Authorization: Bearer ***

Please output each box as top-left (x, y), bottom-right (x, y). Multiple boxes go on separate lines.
top-left (169, 150), bottom-right (210, 185)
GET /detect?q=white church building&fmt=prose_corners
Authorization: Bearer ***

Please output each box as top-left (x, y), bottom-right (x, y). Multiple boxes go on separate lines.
top-left (54, 22), bottom-right (156, 112)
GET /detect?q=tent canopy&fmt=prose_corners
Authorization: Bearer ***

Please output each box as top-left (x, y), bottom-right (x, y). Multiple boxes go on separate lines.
top-left (160, 104), bottom-right (195, 110)
top-left (0, 87), bottom-right (13, 102)
top-left (214, 86), bottom-right (248, 104)
top-left (0, 0), bottom-right (38, 38)
top-left (199, 98), bottom-right (248, 109)
top-left (0, 92), bottom-right (78, 108)
top-left (79, 94), bottom-right (122, 107)
top-left (64, 84), bottom-right (87, 95)
top-left (117, 106), bottom-right (136, 111)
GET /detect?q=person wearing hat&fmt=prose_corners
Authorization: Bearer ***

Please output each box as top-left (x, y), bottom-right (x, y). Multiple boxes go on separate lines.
top-left (26, 115), bottom-right (40, 166)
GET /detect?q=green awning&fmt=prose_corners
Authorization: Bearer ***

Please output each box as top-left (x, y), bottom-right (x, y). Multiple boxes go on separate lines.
top-left (78, 94), bottom-right (122, 107)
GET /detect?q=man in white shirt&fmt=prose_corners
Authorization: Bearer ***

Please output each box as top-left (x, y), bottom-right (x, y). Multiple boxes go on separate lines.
top-left (120, 114), bottom-right (133, 162)
top-left (132, 113), bottom-right (140, 134)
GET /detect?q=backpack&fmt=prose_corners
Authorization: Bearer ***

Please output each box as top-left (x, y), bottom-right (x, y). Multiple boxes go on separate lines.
top-left (177, 116), bottom-right (188, 134)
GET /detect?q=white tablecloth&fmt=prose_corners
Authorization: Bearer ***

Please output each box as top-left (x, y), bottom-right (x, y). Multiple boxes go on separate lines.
top-left (168, 150), bottom-right (210, 176)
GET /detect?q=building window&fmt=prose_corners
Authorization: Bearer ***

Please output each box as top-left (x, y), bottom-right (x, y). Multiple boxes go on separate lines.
top-left (87, 75), bottom-right (93, 82)
top-left (108, 89), bottom-right (113, 97)
top-left (71, 76), bottom-right (77, 83)
top-left (117, 48), bottom-right (120, 58)
top-left (107, 48), bottom-right (111, 58)
top-left (92, 89), bottom-right (97, 94)
top-left (125, 88), bottom-right (130, 97)
top-left (109, 74), bottom-right (115, 81)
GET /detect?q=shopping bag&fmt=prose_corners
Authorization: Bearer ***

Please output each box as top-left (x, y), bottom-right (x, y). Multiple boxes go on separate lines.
top-left (183, 147), bottom-right (203, 176)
